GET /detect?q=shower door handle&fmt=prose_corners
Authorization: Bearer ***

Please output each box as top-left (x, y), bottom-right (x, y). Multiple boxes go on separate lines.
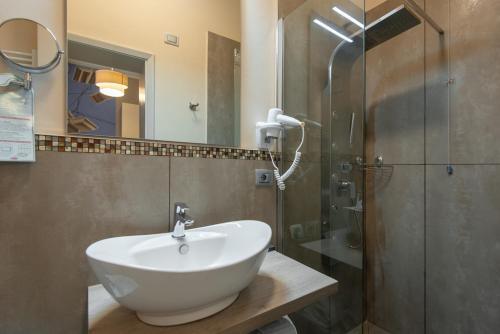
top-left (349, 112), bottom-right (355, 146)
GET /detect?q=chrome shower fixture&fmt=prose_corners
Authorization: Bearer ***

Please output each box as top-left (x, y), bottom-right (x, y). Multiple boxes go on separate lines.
top-left (364, 0), bottom-right (444, 50)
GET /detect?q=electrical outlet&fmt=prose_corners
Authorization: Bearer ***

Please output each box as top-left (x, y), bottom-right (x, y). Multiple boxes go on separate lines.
top-left (255, 169), bottom-right (273, 186)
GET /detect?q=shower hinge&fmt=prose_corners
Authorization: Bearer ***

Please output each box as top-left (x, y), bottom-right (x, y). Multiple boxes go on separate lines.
top-left (446, 78), bottom-right (456, 86)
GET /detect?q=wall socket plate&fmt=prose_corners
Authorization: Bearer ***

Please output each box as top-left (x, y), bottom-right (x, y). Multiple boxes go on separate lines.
top-left (255, 169), bottom-right (274, 186)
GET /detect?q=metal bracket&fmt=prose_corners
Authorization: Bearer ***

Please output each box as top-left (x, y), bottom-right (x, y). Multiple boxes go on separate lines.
top-left (23, 73), bottom-right (32, 90)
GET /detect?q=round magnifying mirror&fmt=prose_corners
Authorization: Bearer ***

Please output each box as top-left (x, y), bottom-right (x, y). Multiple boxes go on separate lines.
top-left (0, 18), bottom-right (63, 74)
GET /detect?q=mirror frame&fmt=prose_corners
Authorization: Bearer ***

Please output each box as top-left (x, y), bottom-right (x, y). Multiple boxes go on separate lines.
top-left (0, 18), bottom-right (64, 74)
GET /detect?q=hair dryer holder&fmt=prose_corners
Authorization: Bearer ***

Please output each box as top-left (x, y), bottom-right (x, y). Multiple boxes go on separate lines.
top-left (256, 122), bottom-right (282, 150)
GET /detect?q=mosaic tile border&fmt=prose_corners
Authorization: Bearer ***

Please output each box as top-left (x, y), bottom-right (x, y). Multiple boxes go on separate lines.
top-left (35, 134), bottom-right (277, 161)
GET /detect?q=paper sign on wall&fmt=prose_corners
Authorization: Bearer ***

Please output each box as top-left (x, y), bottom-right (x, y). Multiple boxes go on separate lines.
top-left (0, 87), bottom-right (35, 162)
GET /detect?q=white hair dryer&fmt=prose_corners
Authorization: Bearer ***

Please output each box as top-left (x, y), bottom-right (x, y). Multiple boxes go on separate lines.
top-left (256, 108), bottom-right (305, 191)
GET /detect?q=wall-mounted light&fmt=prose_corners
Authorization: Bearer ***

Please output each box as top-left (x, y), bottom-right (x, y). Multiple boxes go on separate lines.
top-left (333, 6), bottom-right (364, 29)
top-left (95, 69), bottom-right (128, 98)
top-left (313, 19), bottom-right (353, 43)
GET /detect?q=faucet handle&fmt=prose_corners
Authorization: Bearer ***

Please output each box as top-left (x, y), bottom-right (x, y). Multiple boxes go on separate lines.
top-left (175, 202), bottom-right (189, 214)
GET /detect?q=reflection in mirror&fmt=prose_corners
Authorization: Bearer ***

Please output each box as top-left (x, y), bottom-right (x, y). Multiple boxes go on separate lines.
top-left (0, 18), bottom-right (62, 74)
top-left (67, 0), bottom-right (257, 147)
top-left (67, 41), bottom-right (146, 138)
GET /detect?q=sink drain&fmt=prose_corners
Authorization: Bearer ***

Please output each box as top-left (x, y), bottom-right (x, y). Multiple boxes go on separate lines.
top-left (178, 243), bottom-right (189, 255)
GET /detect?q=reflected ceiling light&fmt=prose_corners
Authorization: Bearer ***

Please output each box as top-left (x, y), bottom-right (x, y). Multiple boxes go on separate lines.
top-left (313, 19), bottom-right (353, 43)
top-left (333, 6), bottom-right (364, 29)
top-left (95, 69), bottom-right (128, 97)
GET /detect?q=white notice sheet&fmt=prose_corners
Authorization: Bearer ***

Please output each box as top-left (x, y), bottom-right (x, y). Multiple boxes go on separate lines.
top-left (0, 86), bottom-right (35, 162)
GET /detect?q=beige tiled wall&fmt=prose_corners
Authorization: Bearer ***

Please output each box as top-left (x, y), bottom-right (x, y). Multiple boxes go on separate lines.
top-left (170, 158), bottom-right (277, 246)
top-left (0, 152), bottom-right (276, 334)
top-left (365, 0), bottom-right (500, 333)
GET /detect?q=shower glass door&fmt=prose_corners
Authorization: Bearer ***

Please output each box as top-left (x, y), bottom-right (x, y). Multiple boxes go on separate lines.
top-left (281, 1), bottom-right (365, 333)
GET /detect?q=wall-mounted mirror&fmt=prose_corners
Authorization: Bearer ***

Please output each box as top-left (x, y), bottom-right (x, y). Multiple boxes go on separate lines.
top-left (0, 18), bottom-right (63, 75)
top-left (67, 0), bottom-right (277, 148)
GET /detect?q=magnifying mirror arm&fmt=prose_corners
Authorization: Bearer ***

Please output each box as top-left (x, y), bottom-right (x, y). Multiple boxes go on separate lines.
top-left (23, 73), bottom-right (32, 90)
top-left (0, 73), bottom-right (32, 90)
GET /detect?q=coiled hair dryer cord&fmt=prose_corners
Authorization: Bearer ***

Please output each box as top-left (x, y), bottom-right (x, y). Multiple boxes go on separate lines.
top-left (268, 124), bottom-right (305, 191)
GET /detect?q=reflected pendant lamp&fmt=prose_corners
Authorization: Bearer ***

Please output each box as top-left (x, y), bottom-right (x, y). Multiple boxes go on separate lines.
top-left (95, 69), bottom-right (128, 97)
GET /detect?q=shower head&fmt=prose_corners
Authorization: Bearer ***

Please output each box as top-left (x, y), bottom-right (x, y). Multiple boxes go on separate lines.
top-left (364, 0), bottom-right (421, 51)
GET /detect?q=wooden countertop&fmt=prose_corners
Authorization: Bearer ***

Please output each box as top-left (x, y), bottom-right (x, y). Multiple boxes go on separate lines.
top-left (89, 251), bottom-right (338, 334)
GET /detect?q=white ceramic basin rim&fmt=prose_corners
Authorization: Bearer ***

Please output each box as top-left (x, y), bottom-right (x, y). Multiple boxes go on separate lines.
top-left (86, 220), bottom-right (272, 326)
top-left (87, 220), bottom-right (271, 273)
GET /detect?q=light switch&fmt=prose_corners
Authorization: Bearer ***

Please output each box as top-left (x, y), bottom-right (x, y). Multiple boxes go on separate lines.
top-left (164, 33), bottom-right (179, 47)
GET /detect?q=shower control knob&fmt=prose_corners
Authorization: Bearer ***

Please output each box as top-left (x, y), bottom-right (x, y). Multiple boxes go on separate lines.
top-left (340, 161), bottom-right (353, 173)
top-left (338, 180), bottom-right (351, 189)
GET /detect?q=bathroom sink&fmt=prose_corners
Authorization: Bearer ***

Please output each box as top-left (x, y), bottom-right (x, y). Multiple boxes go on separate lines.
top-left (86, 220), bottom-right (271, 326)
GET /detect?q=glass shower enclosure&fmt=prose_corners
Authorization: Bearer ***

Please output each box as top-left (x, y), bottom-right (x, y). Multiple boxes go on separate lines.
top-left (279, 0), bottom-right (454, 333)
top-left (280, 1), bottom-right (365, 333)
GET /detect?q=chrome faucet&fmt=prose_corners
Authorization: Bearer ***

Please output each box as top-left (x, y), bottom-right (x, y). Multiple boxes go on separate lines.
top-left (172, 202), bottom-right (194, 239)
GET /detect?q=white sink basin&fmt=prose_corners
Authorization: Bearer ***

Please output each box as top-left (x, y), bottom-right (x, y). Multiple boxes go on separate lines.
top-left (86, 220), bottom-right (271, 326)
